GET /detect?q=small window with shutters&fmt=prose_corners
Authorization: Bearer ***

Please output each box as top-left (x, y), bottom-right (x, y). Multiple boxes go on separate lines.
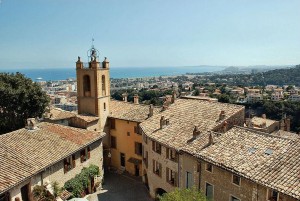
top-left (153, 160), bottom-right (162, 177)
top-left (110, 119), bottom-right (116, 129)
top-left (80, 147), bottom-right (89, 163)
top-left (135, 142), bottom-right (142, 156)
top-left (166, 167), bottom-right (177, 186)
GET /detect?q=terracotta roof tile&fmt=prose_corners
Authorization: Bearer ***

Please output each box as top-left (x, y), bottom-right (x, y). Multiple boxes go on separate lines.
top-left (109, 100), bottom-right (161, 122)
top-left (140, 98), bottom-right (244, 149)
top-left (195, 127), bottom-right (300, 199)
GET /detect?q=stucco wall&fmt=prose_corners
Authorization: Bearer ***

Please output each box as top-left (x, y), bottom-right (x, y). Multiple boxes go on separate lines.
top-left (110, 119), bottom-right (143, 176)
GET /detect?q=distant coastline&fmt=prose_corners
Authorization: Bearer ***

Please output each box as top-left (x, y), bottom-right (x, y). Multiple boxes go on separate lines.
top-left (0, 66), bottom-right (225, 81)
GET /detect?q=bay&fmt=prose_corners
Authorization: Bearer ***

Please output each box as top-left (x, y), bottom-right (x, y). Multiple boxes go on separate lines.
top-left (0, 66), bottom-right (224, 81)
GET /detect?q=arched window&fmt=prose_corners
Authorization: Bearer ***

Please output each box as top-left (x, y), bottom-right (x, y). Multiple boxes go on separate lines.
top-left (102, 75), bottom-right (106, 96)
top-left (83, 75), bottom-right (91, 97)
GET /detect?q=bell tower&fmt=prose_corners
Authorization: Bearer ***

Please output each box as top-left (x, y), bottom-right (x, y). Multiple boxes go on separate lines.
top-left (76, 44), bottom-right (110, 129)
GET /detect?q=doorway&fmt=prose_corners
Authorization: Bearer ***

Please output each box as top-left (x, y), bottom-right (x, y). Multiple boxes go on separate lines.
top-left (120, 153), bottom-right (125, 167)
top-left (21, 183), bottom-right (30, 201)
top-left (134, 165), bottom-right (140, 176)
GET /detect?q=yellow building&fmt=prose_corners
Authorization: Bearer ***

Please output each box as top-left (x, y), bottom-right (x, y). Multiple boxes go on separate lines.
top-left (108, 99), bottom-right (161, 176)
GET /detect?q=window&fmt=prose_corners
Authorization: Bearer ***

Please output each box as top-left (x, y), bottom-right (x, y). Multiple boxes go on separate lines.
top-left (152, 141), bottom-right (161, 154)
top-left (135, 142), bottom-right (142, 156)
top-left (135, 124), bottom-right (142, 135)
top-left (64, 154), bottom-right (76, 173)
top-left (111, 136), bottom-right (116, 149)
top-left (231, 196), bottom-right (240, 201)
top-left (153, 160), bottom-right (162, 177)
top-left (104, 103), bottom-right (106, 111)
top-left (206, 163), bottom-right (213, 172)
top-left (83, 75), bottom-right (91, 97)
top-left (205, 183), bottom-right (213, 200)
top-left (0, 192), bottom-right (10, 201)
top-left (166, 168), bottom-right (177, 186)
top-left (186, 172), bottom-right (193, 188)
top-left (232, 174), bottom-right (241, 186)
top-left (127, 132), bottom-right (130, 136)
top-left (166, 148), bottom-right (178, 162)
top-left (143, 151), bottom-right (148, 168)
top-left (80, 147), bottom-right (90, 163)
top-left (269, 190), bottom-right (279, 201)
top-left (102, 75), bottom-right (106, 96)
top-left (110, 119), bottom-right (115, 129)
top-left (197, 163), bottom-right (201, 172)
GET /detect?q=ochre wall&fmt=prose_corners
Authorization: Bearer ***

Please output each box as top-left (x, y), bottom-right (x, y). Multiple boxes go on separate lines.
top-left (110, 118), bottom-right (143, 176)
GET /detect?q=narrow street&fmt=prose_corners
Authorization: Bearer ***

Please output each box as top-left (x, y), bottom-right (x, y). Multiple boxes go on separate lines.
top-left (89, 172), bottom-right (153, 201)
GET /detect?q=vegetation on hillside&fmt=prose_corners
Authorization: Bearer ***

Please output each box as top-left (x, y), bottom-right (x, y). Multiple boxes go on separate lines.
top-left (0, 73), bottom-right (49, 134)
top-left (111, 88), bottom-right (173, 106)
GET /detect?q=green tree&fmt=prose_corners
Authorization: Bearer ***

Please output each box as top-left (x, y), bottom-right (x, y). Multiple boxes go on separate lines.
top-left (0, 73), bottom-right (49, 134)
top-left (159, 187), bottom-right (207, 201)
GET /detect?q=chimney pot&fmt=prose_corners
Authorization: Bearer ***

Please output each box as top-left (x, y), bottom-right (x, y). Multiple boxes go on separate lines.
top-left (134, 94), bottom-right (139, 104)
top-left (26, 118), bottom-right (37, 130)
top-left (193, 126), bottom-right (201, 138)
top-left (219, 110), bottom-right (226, 121)
top-left (122, 93), bottom-right (128, 102)
top-left (148, 104), bottom-right (154, 118)
top-left (208, 133), bottom-right (214, 145)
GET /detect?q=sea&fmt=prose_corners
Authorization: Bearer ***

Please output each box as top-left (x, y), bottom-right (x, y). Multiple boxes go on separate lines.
top-left (0, 66), bottom-right (225, 81)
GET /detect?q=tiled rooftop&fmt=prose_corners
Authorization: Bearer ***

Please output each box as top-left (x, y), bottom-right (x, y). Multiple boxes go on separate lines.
top-left (0, 122), bottom-right (105, 193)
top-left (251, 116), bottom-right (278, 128)
top-left (45, 107), bottom-right (76, 120)
top-left (194, 127), bottom-right (300, 199)
top-left (109, 100), bottom-right (161, 122)
top-left (140, 98), bottom-right (244, 150)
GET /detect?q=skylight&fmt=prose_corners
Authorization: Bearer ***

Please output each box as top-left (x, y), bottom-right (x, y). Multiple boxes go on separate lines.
top-left (265, 148), bottom-right (273, 155)
top-left (248, 147), bottom-right (257, 154)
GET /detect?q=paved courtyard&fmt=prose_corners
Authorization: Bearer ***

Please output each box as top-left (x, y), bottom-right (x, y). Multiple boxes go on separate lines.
top-left (90, 171), bottom-right (153, 201)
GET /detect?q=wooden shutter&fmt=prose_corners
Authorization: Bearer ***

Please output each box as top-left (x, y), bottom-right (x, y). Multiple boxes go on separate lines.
top-left (64, 159), bottom-right (68, 173)
top-left (175, 172), bottom-right (178, 186)
top-left (166, 148), bottom-right (169, 159)
top-left (159, 163), bottom-right (162, 177)
top-left (87, 147), bottom-right (91, 159)
top-left (72, 155), bottom-right (76, 168)
top-left (152, 159), bottom-right (155, 173)
top-left (166, 168), bottom-right (169, 182)
top-left (135, 142), bottom-right (138, 155)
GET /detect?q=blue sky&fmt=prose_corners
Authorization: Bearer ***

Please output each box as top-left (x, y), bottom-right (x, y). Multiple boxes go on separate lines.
top-left (0, 0), bottom-right (299, 68)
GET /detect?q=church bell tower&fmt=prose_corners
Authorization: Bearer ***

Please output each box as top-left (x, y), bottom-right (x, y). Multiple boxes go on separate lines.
top-left (76, 44), bottom-right (110, 129)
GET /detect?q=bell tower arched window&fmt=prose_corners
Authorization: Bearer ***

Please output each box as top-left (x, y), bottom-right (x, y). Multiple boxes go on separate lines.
top-left (83, 75), bottom-right (91, 97)
top-left (102, 75), bottom-right (106, 96)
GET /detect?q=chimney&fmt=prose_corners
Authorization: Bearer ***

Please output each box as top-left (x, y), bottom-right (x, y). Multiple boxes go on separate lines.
top-left (122, 93), bottom-right (128, 102)
top-left (223, 121), bottom-right (228, 133)
top-left (102, 57), bottom-right (110, 68)
top-left (286, 118), bottom-right (290, 132)
top-left (262, 114), bottom-right (266, 119)
top-left (219, 110), bottom-right (226, 121)
top-left (165, 95), bottom-right (172, 104)
top-left (26, 118), bottom-right (37, 130)
top-left (160, 116), bottom-right (166, 129)
top-left (133, 94), bottom-right (139, 104)
top-left (148, 104), bottom-right (154, 118)
top-left (193, 126), bottom-right (201, 138)
top-left (208, 133), bottom-right (214, 145)
top-left (171, 91), bottom-right (176, 103)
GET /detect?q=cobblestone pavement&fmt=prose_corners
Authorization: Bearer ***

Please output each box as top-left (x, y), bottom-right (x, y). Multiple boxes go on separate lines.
top-left (88, 171), bottom-right (153, 201)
